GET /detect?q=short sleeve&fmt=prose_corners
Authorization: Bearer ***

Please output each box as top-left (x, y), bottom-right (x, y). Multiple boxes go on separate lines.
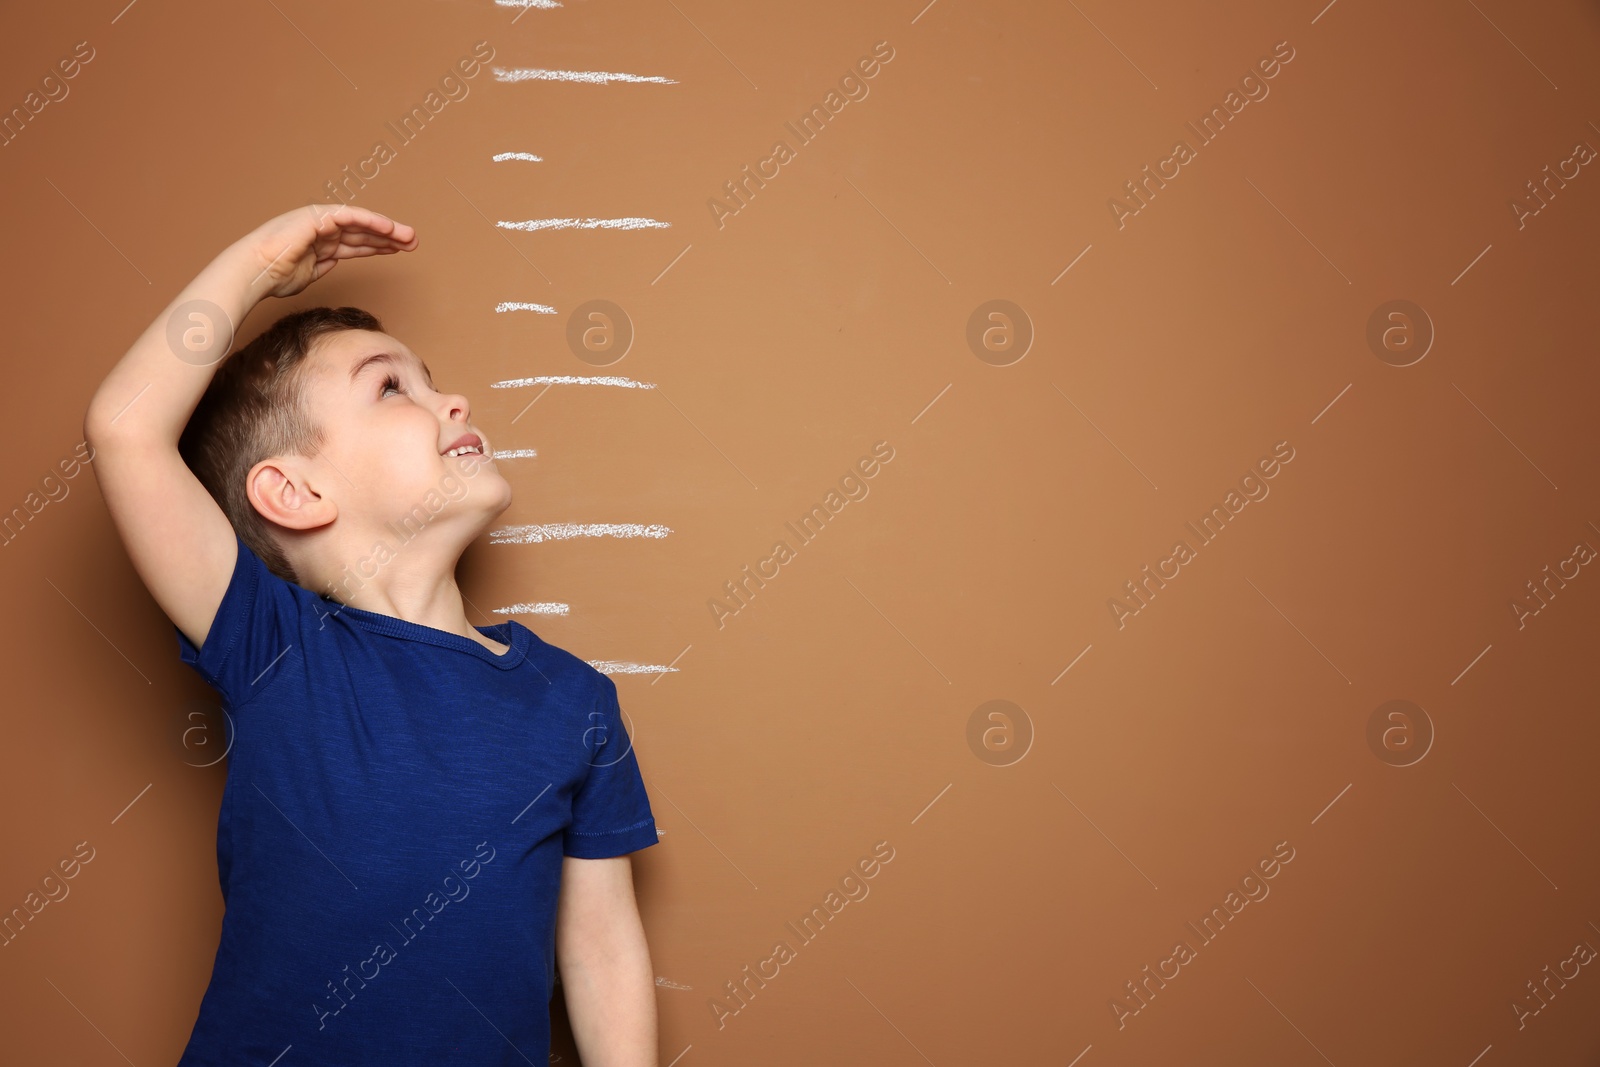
top-left (175, 532), bottom-right (301, 712)
top-left (564, 675), bottom-right (660, 858)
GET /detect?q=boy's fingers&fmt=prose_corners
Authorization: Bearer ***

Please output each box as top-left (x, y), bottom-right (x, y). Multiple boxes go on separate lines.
top-left (322, 245), bottom-right (388, 261)
top-left (306, 203), bottom-right (410, 236)
top-left (334, 231), bottom-right (411, 249)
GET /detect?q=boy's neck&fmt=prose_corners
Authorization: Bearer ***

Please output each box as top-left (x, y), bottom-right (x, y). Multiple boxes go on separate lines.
top-left (298, 526), bottom-right (499, 650)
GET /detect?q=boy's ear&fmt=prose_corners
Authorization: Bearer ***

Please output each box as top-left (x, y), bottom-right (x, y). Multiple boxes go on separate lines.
top-left (247, 456), bottom-right (336, 530)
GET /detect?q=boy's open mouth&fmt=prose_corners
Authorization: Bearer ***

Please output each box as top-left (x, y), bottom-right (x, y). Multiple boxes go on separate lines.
top-left (442, 432), bottom-right (486, 458)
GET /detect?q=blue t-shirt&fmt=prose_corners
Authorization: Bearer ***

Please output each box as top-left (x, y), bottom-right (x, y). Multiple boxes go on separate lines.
top-left (171, 532), bottom-right (659, 1066)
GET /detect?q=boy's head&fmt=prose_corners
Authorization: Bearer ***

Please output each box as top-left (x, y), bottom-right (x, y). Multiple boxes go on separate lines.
top-left (179, 307), bottom-right (510, 592)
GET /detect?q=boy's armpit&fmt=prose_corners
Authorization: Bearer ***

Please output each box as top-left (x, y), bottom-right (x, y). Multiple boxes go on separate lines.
top-left (85, 431), bottom-right (238, 651)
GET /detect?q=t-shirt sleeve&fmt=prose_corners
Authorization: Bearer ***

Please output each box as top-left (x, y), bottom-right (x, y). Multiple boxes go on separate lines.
top-left (174, 532), bottom-right (302, 712)
top-left (564, 674), bottom-right (660, 859)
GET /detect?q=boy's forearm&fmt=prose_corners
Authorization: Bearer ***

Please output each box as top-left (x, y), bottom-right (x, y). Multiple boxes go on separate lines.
top-left (562, 925), bottom-right (659, 1067)
top-left (85, 239), bottom-right (273, 444)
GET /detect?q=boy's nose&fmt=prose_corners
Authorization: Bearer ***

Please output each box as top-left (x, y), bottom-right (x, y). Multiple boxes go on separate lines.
top-left (439, 391), bottom-right (471, 422)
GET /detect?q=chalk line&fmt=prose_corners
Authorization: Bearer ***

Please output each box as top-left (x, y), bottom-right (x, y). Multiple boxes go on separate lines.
top-left (492, 152), bottom-right (544, 162)
top-left (493, 67), bottom-right (678, 85)
top-left (492, 601), bottom-right (569, 616)
top-left (490, 523), bottom-right (672, 545)
top-left (589, 660), bottom-right (682, 676)
top-left (494, 302), bottom-right (558, 314)
top-left (497, 217), bottom-right (671, 232)
top-left (490, 375), bottom-right (656, 389)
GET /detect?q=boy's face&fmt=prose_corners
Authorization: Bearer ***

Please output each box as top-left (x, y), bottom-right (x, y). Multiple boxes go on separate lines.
top-left (294, 329), bottom-right (512, 538)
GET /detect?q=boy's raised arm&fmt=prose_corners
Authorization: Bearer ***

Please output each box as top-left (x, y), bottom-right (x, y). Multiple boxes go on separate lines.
top-left (82, 205), bottom-right (417, 649)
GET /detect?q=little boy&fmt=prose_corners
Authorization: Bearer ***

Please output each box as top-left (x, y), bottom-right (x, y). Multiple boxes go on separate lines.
top-left (83, 204), bottom-right (661, 1065)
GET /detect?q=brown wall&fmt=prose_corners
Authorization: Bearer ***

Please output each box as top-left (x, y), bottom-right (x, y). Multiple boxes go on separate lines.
top-left (3, 0), bottom-right (1599, 1063)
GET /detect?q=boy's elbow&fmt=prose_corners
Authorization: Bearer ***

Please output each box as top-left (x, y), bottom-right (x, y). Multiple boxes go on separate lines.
top-left (83, 393), bottom-right (164, 446)
top-left (83, 393), bottom-right (123, 443)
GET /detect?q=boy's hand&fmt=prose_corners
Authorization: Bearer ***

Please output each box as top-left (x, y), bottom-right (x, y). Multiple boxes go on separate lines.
top-left (244, 204), bottom-right (419, 299)
top-left (84, 202), bottom-right (419, 652)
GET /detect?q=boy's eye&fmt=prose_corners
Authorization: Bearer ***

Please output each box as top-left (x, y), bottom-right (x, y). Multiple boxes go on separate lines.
top-left (381, 373), bottom-right (404, 398)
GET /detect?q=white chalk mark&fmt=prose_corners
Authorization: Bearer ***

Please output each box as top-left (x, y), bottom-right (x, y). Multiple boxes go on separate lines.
top-left (496, 0), bottom-right (561, 8)
top-left (488, 448), bottom-right (537, 459)
top-left (494, 67), bottom-right (678, 85)
top-left (1311, 782), bottom-right (1351, 825)
top-left (1454, 782), bottom-right (1559, 890)
top-left (1310, 0), bottom-right (1339, 24)
top-left (911, 383), bottom-right (951, 425)
top-left (1452, 643), bottom-right (1492, 685)
top-left (497, 217), bottom-right (671, 232)
top-left (1451, 243), bottom-right (1493, 285)
top-left (590, 660), bottom-right (682, 676)
top-left (1311, 383), bottom-right (1352, 425)
top-left (656, 976), bottom-right (693, 990)
top-left (912, 783), bottom-right (952, 825)
top-left (492, 374), bottom-right (656, 390)
top-left (492, 151), bottom-right (544, 162)
top-left (111, 783), bottom-right (152, 824)
top-left (1050, 644), bottom-right (1092, 685)
top-left (910, 0), bottom-right (941, 24)
top-left (1067, 1045), bottom-right (1093, 1067)
top-left (492, 601), bottom-right (568, 616)
top-left (1050, 243), bottom-right (1093, 284)
top-left (1465, 1045), bottom-right (1492, 1067)
top-left (110, 0), bottom-right (140, 23)
top-left (494, 301), bottom-right (557, 314)
top-left (664, 1045), bottom-right (694, 1067)
top-left (490, 523), bottom-right (673, 545)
